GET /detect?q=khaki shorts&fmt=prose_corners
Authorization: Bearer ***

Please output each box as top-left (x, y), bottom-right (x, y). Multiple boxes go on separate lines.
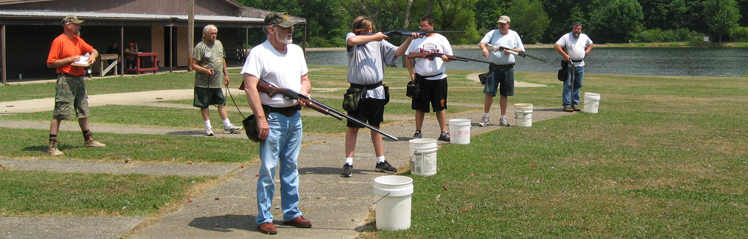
top-left (53, 74), bottom-right (89, 121)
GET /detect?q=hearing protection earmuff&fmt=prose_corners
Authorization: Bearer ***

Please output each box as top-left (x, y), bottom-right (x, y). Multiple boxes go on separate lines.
top-left (353, 18), bottom-right (369, 35)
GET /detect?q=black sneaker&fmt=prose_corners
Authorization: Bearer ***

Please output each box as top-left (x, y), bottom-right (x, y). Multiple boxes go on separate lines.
top-left (412, 130), bottom-right (422, 138)
top-left (341, 163), bottom-right (353, 177)
top-left (375, 161), bottom-right (397, 173)
top-left (438, 131), bottom-right (450, 142)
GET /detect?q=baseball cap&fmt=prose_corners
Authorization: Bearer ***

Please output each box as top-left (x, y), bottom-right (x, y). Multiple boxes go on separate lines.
top-left (264, 12), bottom-right (295, 28)
top-left (62, 15), bottom-right (84, 25)
top-left (497, 15), bottom-right (510, 24)
top-left (129, 43), bottom-right (134, 46)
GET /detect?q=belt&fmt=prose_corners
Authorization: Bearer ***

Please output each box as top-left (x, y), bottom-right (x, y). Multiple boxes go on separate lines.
top-left (489, 63), bottom-right (515, 70)
top-left (59, 73), bottom-right (83, 77)
top-left (263, 105), bottom-right (300, 117)
top-left (571, 60), bottom-right (583, 63)
top-left (349, 81), bottom-right (383, 89)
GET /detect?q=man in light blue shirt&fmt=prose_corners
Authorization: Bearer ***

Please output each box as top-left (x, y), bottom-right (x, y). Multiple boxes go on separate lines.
top-left (478, 15), bottom-right (525, 127)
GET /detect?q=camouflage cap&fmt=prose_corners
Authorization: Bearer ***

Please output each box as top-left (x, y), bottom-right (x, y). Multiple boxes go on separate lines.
top-left (62, 15), bottom-right (84, 25)
top-left (264, 12), bottom-right (295, 28)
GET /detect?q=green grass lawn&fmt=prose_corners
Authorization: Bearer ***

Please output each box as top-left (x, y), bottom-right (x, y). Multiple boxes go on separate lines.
top-left (0, 170), bottom-right (209, 217)
top-left (373, 72), bottom-right (748, 238)
top-left (2, 66), bottom-right (748, 237)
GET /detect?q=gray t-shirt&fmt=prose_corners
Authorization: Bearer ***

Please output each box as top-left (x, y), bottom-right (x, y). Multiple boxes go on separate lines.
top-left (345, 32), bottom-right (399, 99)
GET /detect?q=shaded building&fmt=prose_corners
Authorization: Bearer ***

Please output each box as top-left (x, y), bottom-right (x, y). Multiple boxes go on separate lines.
top-left (0, 0), bottom-right (306, 84)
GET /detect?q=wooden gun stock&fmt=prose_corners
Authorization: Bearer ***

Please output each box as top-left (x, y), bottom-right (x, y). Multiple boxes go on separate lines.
top-left (241, 80), bottom-right (341, 120)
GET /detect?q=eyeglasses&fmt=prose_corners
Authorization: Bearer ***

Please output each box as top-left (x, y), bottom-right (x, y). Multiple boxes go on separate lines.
top-left (419, 25), bottom-right (430, 29)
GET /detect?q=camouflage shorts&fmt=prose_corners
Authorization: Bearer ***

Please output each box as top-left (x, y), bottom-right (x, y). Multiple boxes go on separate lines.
top-left (53, 74), bottom-right (89, 121)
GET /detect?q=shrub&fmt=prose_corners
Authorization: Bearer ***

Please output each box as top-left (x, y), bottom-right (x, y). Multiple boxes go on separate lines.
top-left (728, 26), bottom-right (748, 42)
top-left (634, 28), bottom-right (703, 43)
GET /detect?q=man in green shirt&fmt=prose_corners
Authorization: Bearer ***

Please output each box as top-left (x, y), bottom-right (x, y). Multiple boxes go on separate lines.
top-left (192, 24), bottom-right (242, 136)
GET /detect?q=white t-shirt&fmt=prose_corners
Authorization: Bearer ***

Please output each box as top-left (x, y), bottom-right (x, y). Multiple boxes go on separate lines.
top-left (555, 32), bottom-right (593, 67)
top-left (479, 29), bottom-right (525, 65)
top-left (240, 40), bottom-right (308, 108)
top-left (405, 34), bottom-right (453, 80)
top-left (345, 32), bottom-right (399, 99)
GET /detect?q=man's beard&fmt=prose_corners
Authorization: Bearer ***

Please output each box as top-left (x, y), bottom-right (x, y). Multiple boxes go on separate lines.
top-left (276, 32), bottom-right (293, 45)
top-left (573, 32), bottom-right (580, 38)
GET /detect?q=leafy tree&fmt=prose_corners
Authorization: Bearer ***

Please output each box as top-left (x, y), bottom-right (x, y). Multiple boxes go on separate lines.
top-left (703, 0), bottom-right (741, 42)
top-left (639, 0), bottom-right (671, 30)
top-left (540, 0), bottom-right (599, 43)
top-left (508, 0), bottom-right (550, 43)
top-left (667, 0), bottom-right (689, 30)
top-left (237, 0), bottom-right (350, 47)
top-left (473, 0), bottom-right (508, 33)
top-left (588, 0), bottom-right (643, 43)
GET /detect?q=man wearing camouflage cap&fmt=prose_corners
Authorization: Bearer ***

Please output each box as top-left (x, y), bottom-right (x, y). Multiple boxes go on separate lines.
top-left (241, 12), bottom-right (312, 235)
top-left (46, 15), bottom-right (105, 156)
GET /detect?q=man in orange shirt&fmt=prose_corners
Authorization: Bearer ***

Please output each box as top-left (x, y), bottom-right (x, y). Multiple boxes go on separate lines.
top-left (46, 15), bottom-right (106, 156)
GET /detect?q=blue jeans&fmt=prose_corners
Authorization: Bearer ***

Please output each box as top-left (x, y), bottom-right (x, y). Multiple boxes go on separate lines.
top-left (562, 66), bottom-right (584, 107)
top-left (256, 111), bottom-right (303, 225)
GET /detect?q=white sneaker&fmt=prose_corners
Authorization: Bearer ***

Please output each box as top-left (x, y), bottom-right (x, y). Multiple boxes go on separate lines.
top-left (224, 125), bottom-right (243, 134)
top-left (205, 128), bottom-right (215, 136)
top-left (499, 117), bottom-right (510, 127)
top-left (479, 116), bottom-right (490, 127)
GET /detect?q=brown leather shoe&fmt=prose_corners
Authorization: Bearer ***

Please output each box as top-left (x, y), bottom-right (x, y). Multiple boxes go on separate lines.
top-left (257, 222), bottom-right (278, 234)
top-left (283, 216), bottom-right (312, 228)
top-left (563, 106), bottom-right (573, 112)
top-left (572, 105), bottom-right (581, 111)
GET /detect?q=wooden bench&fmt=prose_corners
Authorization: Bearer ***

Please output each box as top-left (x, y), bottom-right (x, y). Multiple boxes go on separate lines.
top-left (99, 54), bottom-right (119, 77)
top-left (224, 46), bottom-right (247, 65)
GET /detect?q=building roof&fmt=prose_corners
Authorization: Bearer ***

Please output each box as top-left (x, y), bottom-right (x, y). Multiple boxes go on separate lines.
top-left (0, 9), bottom-right (306, 27)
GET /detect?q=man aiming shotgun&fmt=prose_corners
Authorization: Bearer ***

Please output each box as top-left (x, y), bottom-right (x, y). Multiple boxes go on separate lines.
top-left (405, 15), bottom-right (454, 142)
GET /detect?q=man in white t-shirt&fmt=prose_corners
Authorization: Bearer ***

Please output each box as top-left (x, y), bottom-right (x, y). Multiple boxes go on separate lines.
top-left (554, 21), bottom-right (594, 112)
top-left (405, 15), bottom-right (453, 141)
top-left (478, 15), bottom-right (525, 127)
top-left (240, 12), bottom-right (312, 235)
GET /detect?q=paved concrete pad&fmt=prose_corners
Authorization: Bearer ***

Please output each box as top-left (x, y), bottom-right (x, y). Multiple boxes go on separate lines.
top-left (0, 217), bottom-right (146, 239)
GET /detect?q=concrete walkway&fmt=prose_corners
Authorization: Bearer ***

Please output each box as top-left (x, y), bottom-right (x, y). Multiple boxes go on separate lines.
top-left (0, 78), bottom-right (571, 238)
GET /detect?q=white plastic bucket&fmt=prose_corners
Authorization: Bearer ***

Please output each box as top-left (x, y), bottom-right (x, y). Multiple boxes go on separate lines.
top-left (583, 92), bottom-right (601, 114)
top-left (448, 119), bottom-right (471, 144)
top-left (373, 175), bottom-right (414, 231)
top-left (409, 138), bottom-right (437, 177)
top-left (514, 103), bottom-right (533, 127)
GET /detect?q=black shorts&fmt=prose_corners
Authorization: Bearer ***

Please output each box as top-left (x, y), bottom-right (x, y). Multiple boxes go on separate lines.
top-left (346, 98), bottom-right (387, 128)
top-left (412, 77), bottom-right (448, 113)
top-left (193, 87), bottom-right (226, 108)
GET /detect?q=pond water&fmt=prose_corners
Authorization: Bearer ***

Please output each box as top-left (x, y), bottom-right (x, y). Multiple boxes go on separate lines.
top-left (305, 47), bottom-right (748, 77)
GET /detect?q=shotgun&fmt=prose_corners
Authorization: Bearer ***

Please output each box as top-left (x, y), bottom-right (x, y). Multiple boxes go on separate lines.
top-left (365, 30), bottom-right (465, 37)
top-left (409, 52), bottom-right (491, 64)
top-left (241, 80), bottom-right (399, 141)
top-left (485, 44), bottom-right (548, 63)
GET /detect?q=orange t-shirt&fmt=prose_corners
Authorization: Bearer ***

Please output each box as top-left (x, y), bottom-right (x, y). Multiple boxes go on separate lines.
top-left (47, 34), bottom-right (94, 76)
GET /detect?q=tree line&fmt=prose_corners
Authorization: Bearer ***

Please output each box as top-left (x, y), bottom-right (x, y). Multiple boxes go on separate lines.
top-left (236, 0), bottom-right (747, 46)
